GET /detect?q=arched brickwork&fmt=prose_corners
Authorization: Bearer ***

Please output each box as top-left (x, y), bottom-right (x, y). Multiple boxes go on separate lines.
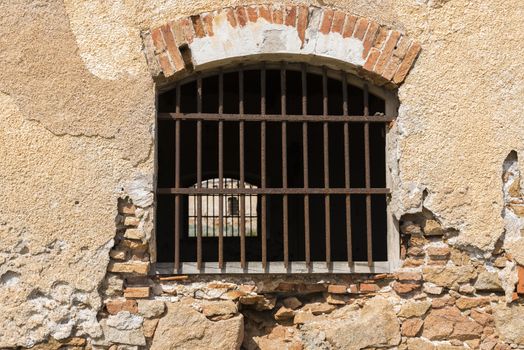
top-left (143, 4), bottom-right (421, 86)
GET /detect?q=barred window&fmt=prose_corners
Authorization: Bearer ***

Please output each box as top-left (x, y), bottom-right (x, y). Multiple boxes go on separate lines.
top-left (156, 62), bottom-right (398, 273)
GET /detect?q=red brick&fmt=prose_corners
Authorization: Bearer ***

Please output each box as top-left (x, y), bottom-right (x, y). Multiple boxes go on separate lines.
top-left (327, 284), bottom-right (348, 294)
top-left (258, 5), bottom-right (272, 23)
top-left (246, 6), bottom-right (258, 23)
top-left (382, 56), bottom-right (402, 81)
top-left (105, 299), bottom-right (138, 314)
top-left (124, 287), bottom-right (150, 299)
top-left (353, 18), bottom-right (369, 40)
top-left (363, 47), bottom-right (380, 71)
top-left (331, 11), bottom-right (346, 34)
top-left (319, 8), bottom-right (334, 34)
top-left (517, 265), bottom-right (524, 294)
top-left (272, 5), bottom-right (283, 24)
top-left (393, 41), bottom-right (421, 84)
top-left (156, 53), bottom-right (174, 77)
top-left (362, 21), bottom-right (379, 58)
top-left (285, 5), bottom-right (297, 27)
top-left (392, 281), bottom-right (420, 294)
top-left (190, 15), bottom-right (206, 38)
top-left (296, 5), bottom-right (309, 46)
top-left (225, 8), bottom-right (237, 27)
top-left (151, 27), bottom-right (166, 54)
top-left (201, 13), bottom-right (214, 36)
top-left (235, 6), bottom-right (248, 27)
top-left (374, 30), bottom-right (401, 75)
top-left (396, 271), bottom-right (422, 281)
top-left (359, 283), bottom-right (380, 293)
top-left (179, 17), bottom-right (195, 44)
top-left (342, 15), bottom-right (358, 37)
top-left (160, 24), bottom-right (184, 71)
top-left (373, 27), bottom-right (388, 49)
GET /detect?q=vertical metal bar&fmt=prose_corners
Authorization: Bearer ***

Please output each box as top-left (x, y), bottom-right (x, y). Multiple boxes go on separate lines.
top-left (174, 84), bottom-right (181, 270)
top-left (239, 67), bottom-right (246, 268)
top-left (281, 63), bottom-right (289, 268)
top-left (342, 73), bottom-right (353, 264)
top-left (218, 71), bottom-right (224, 267)
top-left (301, 64), bottom-right (310, 266)
top-left (322, 67), bottom-right (331, 265)
top-left (364, 84), bottom-right (372, 266)
top-left (261, 64), bottom-right (267, 269)
top-left (197, 76), bottom-right (203, 269)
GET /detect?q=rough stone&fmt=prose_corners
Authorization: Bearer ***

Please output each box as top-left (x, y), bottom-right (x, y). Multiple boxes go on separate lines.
top-left (274, 306), bottom-right (295, 321)
top-left (393, 281), bottom-right (420, 294)
top-left (151, 301), bottom-right (243, 350)
top-left (201, 300), bottom-right (238, 321)
top-left (303, 302), bottom-right (336, 315)
top-left (282, 297), bottom-right (302, 310)
top-left (455, 296), bottom-right (490, 310)
top-left (474, 271), bottom-right (504, 292)
top-left (401, 318), bottom-right (423, 337)
top-left (423, 219), bottom-right (445, 236)
top-left (107, 261), bottom-right (149, 275)
top-left (493, 303), bottom-right (524, 344)
top-left (398, 300), bottom-right (431, 318)
top-left (123, 229), bottom-right (145, 240)
top-left (423, 283), bottom-right (444, 295)
top-left (105, 299), bottom-right (138, 315)
top-left (137, 300), bottom-right (165, 318)
top-left (100, 313), bottom-right (146, 346)
top-left (422, 307), bottom-right (482, 341)
top-left (300, 297), bottom-right (400, 349)
top-left (423, 266), bottom-right (477, 288)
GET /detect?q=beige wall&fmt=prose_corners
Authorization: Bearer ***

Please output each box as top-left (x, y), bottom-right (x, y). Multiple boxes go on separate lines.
top-left (0, 0), bottom-right (522, 347)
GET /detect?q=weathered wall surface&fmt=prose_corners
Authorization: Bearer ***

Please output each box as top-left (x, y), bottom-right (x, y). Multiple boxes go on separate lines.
top-left (0, 0), bottom-right (523, 348)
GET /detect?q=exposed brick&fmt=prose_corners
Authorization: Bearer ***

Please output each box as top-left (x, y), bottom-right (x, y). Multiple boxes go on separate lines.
top-left (272, 5), bottom-right (283, 24)
top-left (363, 47), bottom-right (380, 71)
top-left (235, 6), bottom-right (248, 27)
top-left (327, 284), bottom-right (348, 294)
top-left (342, 15), bottom-right (358, 37)
top-left (396, 272), bottom-right (422, 282)
top-left (393, 41), bottom-right (421, 84)
top-left (258, 5), bottom-right (272, 23)
top-left (374, 31), bottom-right (401, 75)
top-left (319, 8), bottom-right (334, 34)
top-left (331, 11), bottom-right (346, 34)
top-left (150, 27), bottom-right (166, 54)
top-left (276, 282), bottom-right (297, 292)
top-left (105, 299), bottom-right (138, 314)
top-left (427, 246), bottom-right (451, 259)
top-left (353, 18), bottom-right (369, 40)
top-left (285, 5), bottom-right (297, 27)
top-left (178, 17), bottom-right (195, 44)
top-left (160, 24), bottom-right (185, 71)
top-left (107, 261), bottom-right (149, 274)
top-left (156, 52), bottom-right (174, 77)
top-left (246, 6), bottom-right (258, 23)
top-left (124, 287), bottom-right (150, 299)
top-left (296, 5), bottom-right (309, 46)
top-left (200, 13), bottom-right (214, 36)
top-left (348, 284), bottom-right (358, 293)
top-left (373, 27), bottom-right (389, 49)
top-left (362, 21), bottom-right (379, 58)
top-left (225, 8), bottom-right (238, 27)
top-left (190, 15), bottom-right (206, 38)
top-left (517, 265), bottom-right (524, 294)
top-left (359, 283), bottom-right (380, 293)
top-left (392, 281), bottom-right (420, 294)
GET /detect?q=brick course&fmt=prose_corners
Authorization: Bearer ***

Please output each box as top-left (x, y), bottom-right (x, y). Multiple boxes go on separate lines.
top-left (145, 4), bottom-right (421, 86)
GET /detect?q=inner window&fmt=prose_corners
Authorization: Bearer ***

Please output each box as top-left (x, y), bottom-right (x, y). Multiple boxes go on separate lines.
top-left (156, 63), bottom-right (393, 272)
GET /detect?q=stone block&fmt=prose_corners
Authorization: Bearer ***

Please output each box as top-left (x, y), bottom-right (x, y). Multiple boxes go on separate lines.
top-left (123, 216), bottom-right (140, 227)
top-left (124, 287), bottom-right (150, 299)
top-left (398, 300), bottom-right (431, 318)
top-left (327, 284), bottom-right (348, 294)
top-left (282, 296), bottom-right (302, 310)
top-left (107, 261), bottom-right (149, 275)
top-left (201, 300), bottom-right (237, 321)
top-left (401, 318), bottom-right (423, 337)
top-left (105, 299), bottom-right (138, 315)
top-left (124, 229), bottom-right (145, 240)
top-left (137, 300), bottom-right (166, 318)
top-left (274, 306), bottom-right (294, 321)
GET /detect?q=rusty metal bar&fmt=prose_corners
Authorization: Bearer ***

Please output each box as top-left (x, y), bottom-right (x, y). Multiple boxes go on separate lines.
top-left (342, 72), bottom-right (353, 264)
top-left (159, 113), bottom-right (394, 123)
top-left (261, 65), bottom-right (267, 269)
top-left (239, 67), bottom-right (246, 268)
top-left (158, 187), bottom-right (390, 195)
top-left (281, 63), bottom-right (289, 268)
top-left (218, 70), bottom-right (224, 268)
top-left (322, 67), bottom-right (331, 265)
top-left (364, 84), bottom-right (372, 266)
top-left (174, 84), bottom-right (181, 270)
top-left (196, 76), bottom-right (203, 269)
top-left (301, 64), bottom-right (310, 266)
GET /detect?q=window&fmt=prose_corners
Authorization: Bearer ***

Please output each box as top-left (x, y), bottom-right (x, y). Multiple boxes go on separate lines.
top-left (156, 62), bottom-right (398, 273)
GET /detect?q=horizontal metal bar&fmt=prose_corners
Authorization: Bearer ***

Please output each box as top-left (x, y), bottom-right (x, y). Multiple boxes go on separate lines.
top-left (157, 188), bottom-right (390, 195)
top-left (153, 261), bottom-right (391, 274)
top-left (158, 113), bottom-right (394, 123)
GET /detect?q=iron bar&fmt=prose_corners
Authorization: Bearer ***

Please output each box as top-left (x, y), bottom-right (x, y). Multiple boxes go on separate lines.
top-left (281, 63), bottom-right (289, 268)
top-left (364, 84), bottom-right (373, 266)
top-left (322, 67), bottom-right (331, 265)
top-left (342, 72), bottom-right (353, 264)
top-left (239, 67), bottom-right (246, 268)
top-left (174, 84), bottom-right (181, 270)
top-left (196, 76), bottom-right (203, 269)
top-left (301, 64), bottom-right (310, 267)
top-left (218, 70), bottom-right (224, 268)
top-left (261, 65), bottom-right (267, 269)
top-left (158, 188), bottom-right (390, 195)
top-left (159, 113), bottom-right (394, 123)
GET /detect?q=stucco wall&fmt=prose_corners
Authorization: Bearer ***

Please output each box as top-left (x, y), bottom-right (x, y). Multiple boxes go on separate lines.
top-left (0, 0), bottom-right (523, 348)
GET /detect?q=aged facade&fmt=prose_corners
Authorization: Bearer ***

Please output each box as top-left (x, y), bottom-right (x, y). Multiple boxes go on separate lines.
top-left (1, 1), bottom-right (523, 349)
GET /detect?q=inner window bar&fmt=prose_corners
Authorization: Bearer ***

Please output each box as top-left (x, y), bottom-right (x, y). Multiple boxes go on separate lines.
top-left (156, 62), bottom-right (394, 274)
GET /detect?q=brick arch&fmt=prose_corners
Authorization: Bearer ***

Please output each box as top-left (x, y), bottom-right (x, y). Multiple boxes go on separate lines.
top-left (143, 4), bottom-right (421, 86)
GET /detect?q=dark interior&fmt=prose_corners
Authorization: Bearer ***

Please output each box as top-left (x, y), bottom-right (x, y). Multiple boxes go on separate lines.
top-left (156, 66), bottom-right (389, 263)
